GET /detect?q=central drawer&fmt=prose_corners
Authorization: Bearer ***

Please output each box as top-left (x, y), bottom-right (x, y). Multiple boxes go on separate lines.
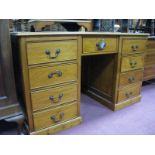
top-left (83, 36), bottom-right (117, 54)
top-left (33, 102), bottom-right (78, 130)
top-left (27, 40), bottom-right (78, 65)
top-left (29, 63), bottom-right (78, 89)
top-left (121, 55), bottom-right (144, 72)
top-left (31, 84), bottom-right (78, 111)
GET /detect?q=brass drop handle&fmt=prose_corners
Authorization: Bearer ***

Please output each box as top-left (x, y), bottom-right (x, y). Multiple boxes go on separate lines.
top-left (129, 60), bottom-right (137, 68)
top-left (49, 93), bottom-right (63, 103)
top-left (125, 92), bottom-right (133, 98)
top-left (135, 45), bottom-right (139, 49)
top-left (128, 76), bottom-right (135, 83)
top-left (96, 39), bottom-right (106, 50)
top-left (45, 49), bottom-right (61, 59)
top-left (48, 70), bottom-right (62, 78)
top-left (50, 112), bottom-right (64, 123)
top-left (131, 44), bottom-right (139, 51)
top-left (131, 45), bottom-right (136, 51)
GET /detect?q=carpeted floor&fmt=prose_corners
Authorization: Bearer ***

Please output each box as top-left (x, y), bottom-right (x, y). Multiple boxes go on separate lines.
top-left (58, 83), bottom-right (155, 135)
top-left (1, 83), bottom-right (155, 135)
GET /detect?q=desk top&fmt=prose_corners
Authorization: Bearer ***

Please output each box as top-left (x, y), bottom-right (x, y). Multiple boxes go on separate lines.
top-left (11, 32), bottom-right (149, 37)
top-left (28, 19), bottom-right (92, 23)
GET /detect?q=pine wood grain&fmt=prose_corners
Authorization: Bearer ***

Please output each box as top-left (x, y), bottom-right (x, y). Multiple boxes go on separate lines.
top-left (29, 63), bottom-right (78, 89)
top-left (117, 83), bottom-right (141, 102)
top-left (31, 83), bottom-right (78, 111)
top-left (83, 36), bottom-right (117, 54)
top-left (27, 40), bottom-right (77, 65)
top-left (119, 70), bottom-right (143, 88)
top-left (33, 102), bottom-right (78, 130)
top-left (121, 55), bottom-right (144, 72)
top-left (122, 38), bottom-right (147, 54)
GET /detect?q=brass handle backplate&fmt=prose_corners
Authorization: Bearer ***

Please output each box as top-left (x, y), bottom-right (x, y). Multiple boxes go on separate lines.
top-left (48, 70), bottom-right (62, 78)
top-left (45, 49), bottom-right (61, 59)
top-left (131, 44), bottom-right (139, 51)
top-left (125, 92), bottom-right (133, 98)
top-left (50, 112), bottom-right (64, 123)
top-left (96, 39), bottom-right (106, 50)
top-left (128, 76), bottom-right (135, 83)
top-left (129, 60), bottom-right (137, 68)
top-left (49, 93), bottom-right (64, 103)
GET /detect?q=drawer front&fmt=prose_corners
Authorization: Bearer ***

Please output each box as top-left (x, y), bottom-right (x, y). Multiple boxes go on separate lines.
top-left (27, 40), bottom-right (77, 65)
top-left (144, 53), bottom-right (155, 67)
top-left (29, 63), bottom-right (77, 89)
top-left (122, 38), bottom-right (146, 54)
top-left (33, 102), bottom-right (78, 130)
top-left (31, 84), bottom-right (78, 111)
top-left (121, 55), bottom-right (144, 72)
top-left (117, 83), bottom-right (141, 102)
top-left (83, 36), bottom-right (117, 54)
top-left (119, 70), bottom-right (143, 87)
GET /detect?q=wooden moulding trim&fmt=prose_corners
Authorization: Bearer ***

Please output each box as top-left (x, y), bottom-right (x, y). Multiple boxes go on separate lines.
top-left (114, 95), bottom-right (141, 111)
top-left (86, 89), bottom-right (114, 110)
top-left (30, 116), bottom-right (82, 135)
top-left (11, 32), bottom-right (150, 37)
top-left (19, 37), bottom-right (34, 131)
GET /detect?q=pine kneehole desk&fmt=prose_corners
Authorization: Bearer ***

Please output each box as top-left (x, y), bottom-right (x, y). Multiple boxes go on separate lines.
top-left (11, 32), bottom-right (148, 135)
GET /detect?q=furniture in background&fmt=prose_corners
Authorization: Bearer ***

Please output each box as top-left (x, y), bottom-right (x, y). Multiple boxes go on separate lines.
top-left (112, 19), bottom-right (155, 34)
top-left (11, 32), bottom-right (148, 135)
top-left (92, 19), bottom-right (136, 33)
top-left (10, 19), bottom-right (29, 32)
top-left (10, 19), bottom-right (93, 32)
top-left (114, 19), bottom-right (131, 32)
top-left (10, 19), bottom-right (155, 34)
top-left (93, 19), bottom-right (115, 32)
top-left (143, 37), bottom-right (155, 81)
top-left (28, 20), bottom-right (93, 32)
top-left (0, 19), bottom-right (24, 134)
top-left (128, 19), bottom-right (155, 35)
top-left (92, 19), bottom-right (130, 32)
